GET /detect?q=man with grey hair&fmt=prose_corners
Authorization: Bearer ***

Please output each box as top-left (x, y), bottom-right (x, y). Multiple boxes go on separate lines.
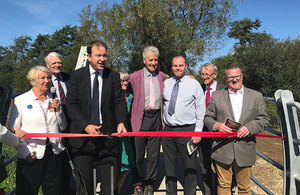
top-left (199, 62), bottom-right (225, 195)
top-left (45, 52), bottom-right (73, 194)
top-left (45, 52), bottom-right (69, 105)
top-left (130, 46), bottom-right (167, 195)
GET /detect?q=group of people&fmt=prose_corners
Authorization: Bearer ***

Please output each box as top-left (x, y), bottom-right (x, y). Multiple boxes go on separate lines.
top-left (0, 39), bottom-right (269, 195)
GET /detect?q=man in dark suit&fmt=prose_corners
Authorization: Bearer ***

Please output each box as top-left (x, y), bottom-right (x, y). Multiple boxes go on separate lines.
top-left (45, 52), bottom-right (70, 105)
top-left (204, 64), bottom-right (269, 194)
top-left (199, 63), bottom-right (225, 195)
top-left (45, 52), bottom-right (74, 194)
top-left (65, 40), bottom-right (127, 194)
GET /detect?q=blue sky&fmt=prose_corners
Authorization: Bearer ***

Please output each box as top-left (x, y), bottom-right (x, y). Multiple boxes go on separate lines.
top-left (1, 0), bottom-right (299, 63)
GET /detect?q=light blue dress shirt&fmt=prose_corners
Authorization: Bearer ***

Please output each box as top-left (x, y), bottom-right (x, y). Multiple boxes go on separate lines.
top-left (163, 75), bottom-right (205, 131)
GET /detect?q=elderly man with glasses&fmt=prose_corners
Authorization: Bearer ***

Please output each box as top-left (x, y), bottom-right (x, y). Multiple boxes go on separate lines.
top-left (199, 63), bottom-right (225, 195)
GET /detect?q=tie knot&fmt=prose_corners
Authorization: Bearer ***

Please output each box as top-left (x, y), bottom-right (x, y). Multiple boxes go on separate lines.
top-left (176, 79), bottom-right (180, 83)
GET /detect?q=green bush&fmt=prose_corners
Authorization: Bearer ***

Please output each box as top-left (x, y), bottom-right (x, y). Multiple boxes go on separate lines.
top-left (265, 101), bottom-right (280, 130)
top-left (2, 144), bottom-right (17, 193)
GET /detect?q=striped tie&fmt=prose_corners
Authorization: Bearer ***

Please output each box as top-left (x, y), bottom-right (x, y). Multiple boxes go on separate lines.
top-left (56, 78), bottom-right (66, 104)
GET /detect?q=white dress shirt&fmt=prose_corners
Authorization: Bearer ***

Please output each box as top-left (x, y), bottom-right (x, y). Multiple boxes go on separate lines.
top-left (228, 86), bottom-right (244, 122)
top-left (89, 65), bottom-right (103, 124)
top-left (8, 89), bottom-right (66, 159)
top-left (51, 74), bottom-right (67, 103)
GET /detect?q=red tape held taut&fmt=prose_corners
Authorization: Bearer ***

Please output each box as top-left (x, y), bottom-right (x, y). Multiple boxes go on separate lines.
top-left (24, 131), bottom-right (282, 138)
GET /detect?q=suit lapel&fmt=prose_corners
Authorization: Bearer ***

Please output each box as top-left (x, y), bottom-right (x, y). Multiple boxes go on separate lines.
top-left (239, 87), bottom-right (249, 123)
top-left (101, 68), bottom-right (109, 106)
top-left (82, 66), bottom-right (92, 111)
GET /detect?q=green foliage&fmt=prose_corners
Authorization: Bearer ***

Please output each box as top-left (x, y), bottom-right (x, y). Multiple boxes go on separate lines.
top-left (2, 144), bottom-right (17, 193)
top-left (265, 101), bottom-right (280, 129)
top-left (79, 0), bottom-right (235, 74)
top-left (212, 18), bottom-right (300, 102)
top-left (228, 18), bottom-right (261, 47)
top-left (0, 25), bottom-right (85, 93)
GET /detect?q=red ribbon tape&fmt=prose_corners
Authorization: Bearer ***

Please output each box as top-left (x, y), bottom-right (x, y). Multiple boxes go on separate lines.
top-left (24, 131), bottom-right (282, 138)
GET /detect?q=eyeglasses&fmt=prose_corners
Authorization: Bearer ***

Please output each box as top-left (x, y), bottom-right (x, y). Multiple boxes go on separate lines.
top-left (226, 74), bottom-right (242, 80)
top-left (200, 73), bottom-right (215, 77)
top-left (121, 79), bottom-right (129, 82)
top-left (50, 62), bottom-right (63, 65)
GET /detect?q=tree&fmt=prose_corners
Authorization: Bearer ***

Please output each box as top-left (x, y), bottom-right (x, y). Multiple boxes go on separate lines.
top-left (212, 18), bottom-right (300, 101)
top-left (79, 0), bottom-right (236, 74)
top-left (0, 25), bottom-right (85, 93)
top-left (227, 18), bottom-right (261, 48)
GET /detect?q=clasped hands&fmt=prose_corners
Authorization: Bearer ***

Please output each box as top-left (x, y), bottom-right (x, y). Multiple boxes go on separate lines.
top-left (214, 122), bottom-right (250, 138)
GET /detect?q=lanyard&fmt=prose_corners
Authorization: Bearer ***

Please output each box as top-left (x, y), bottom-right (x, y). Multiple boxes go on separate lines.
top-left (36, 99), bottom-right (50, 133)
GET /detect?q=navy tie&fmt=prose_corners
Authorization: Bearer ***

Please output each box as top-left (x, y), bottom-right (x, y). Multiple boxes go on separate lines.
top-left (168, 79), bottom-right (180, 116)
top-left (90, 72), bottom-right (100, 125)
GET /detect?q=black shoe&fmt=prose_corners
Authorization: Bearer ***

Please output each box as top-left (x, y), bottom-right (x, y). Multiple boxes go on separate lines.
top-left (144, 185), bottom-right (153, 195)
top-left (134, 186), bottom-right (143, 195)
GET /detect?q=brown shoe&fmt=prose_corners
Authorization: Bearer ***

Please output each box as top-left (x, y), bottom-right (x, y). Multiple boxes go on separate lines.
top-left (134, 186), bottom-right (143, 195)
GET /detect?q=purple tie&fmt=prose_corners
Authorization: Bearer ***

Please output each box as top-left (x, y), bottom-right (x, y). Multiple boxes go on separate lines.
top-left (168, 79), bottom-right (180, 116)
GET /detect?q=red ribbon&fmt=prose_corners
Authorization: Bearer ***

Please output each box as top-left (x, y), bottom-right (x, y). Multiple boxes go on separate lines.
top-left (24, 131), bottom-right (283, 138)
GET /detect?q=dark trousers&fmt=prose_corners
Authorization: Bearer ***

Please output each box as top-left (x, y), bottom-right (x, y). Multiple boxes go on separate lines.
top-left (132, 110), bottom-right (162, 186)
top-left (198, 137), bottom-right (216, 195)
top-left (162, 125), bottom-right (197, 195)
top-left (60, 149), bottom-right (76, 195)
top-left (72, 137), bottom-right (119, 195)
top-left (16, 145), bottom-right (63, 195)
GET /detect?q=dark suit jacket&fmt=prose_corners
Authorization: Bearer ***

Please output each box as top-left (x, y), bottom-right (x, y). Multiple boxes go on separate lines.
top-left (49, 72), bottom-right (70, 131)
top-left (204, 87), bottom-right (269, 167)
top-left (65, 66), bottom-right (127, 149)
top-left (49, 72), bottom-right (70, 98)
top-left (201, 82), bottom-right (226, 92)
top-left (201, 82), bottom-right (226, 131)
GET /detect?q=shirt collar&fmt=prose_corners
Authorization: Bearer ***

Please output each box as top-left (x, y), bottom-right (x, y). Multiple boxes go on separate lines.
top-left (206, 80), bottom-right (217, 91)
top-left (89, 65), bottom-right (103, 77)
top-left (173, 75), bottom-right (186, 82)
top-left (52, 74), bottom-right (62, 81)
top-left (29, 89), bottom-right (51, 101)
top-left (144, 67), bottom-right (157, 77)
top-left (228, 85), bottom-right (244, 95)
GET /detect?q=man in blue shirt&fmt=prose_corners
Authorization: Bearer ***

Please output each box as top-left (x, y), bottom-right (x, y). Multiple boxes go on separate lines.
top-left (162, 55), bottom-right (206, 194)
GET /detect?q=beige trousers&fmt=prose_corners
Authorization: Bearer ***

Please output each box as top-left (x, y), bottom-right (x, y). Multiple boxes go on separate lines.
top-left (215, 160), bottom-right (252, 195)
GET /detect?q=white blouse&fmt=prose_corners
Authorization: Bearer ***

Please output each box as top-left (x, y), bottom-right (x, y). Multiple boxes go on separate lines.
top-left (8, 89), bottom-right (66, 159)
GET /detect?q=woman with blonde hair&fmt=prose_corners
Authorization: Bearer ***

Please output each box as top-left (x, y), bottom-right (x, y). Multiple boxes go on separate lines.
top-left (8, 65), bottom-right (66, 195)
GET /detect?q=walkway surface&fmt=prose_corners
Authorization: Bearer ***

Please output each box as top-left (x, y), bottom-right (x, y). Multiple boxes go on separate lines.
top-left (97, 148), bottom-right (205, 195)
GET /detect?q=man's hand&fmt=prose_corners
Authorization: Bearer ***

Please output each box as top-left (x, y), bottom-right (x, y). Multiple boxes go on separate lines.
top-left (85, 124), bottom-right (102, 135)
top-left (117, 123), bottom-right (127, 134)
top-left (25, 152), bottom-right (37, 162)
top-left (214, 122), bottom-right (232, 133)
top-left (15, 128), bottom-right (27, 138)
top-left (192, 137), bottom-right (201, 144)
top-left (237, 126), bottom-right (250, 138)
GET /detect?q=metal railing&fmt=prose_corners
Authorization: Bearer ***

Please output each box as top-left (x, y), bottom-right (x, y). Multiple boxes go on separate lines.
top-left (3, 90), bottom-right (300, 194)
top-left (249, 97), bottom-right (283, 195)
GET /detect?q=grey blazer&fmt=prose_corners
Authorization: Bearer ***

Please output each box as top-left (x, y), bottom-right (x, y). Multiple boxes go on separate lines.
top-left (204, 87), bottom-right (269, 167)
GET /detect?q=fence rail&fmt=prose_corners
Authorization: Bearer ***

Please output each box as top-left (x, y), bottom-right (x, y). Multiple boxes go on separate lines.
top-left (2, 90), bottom-right (300, 194)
